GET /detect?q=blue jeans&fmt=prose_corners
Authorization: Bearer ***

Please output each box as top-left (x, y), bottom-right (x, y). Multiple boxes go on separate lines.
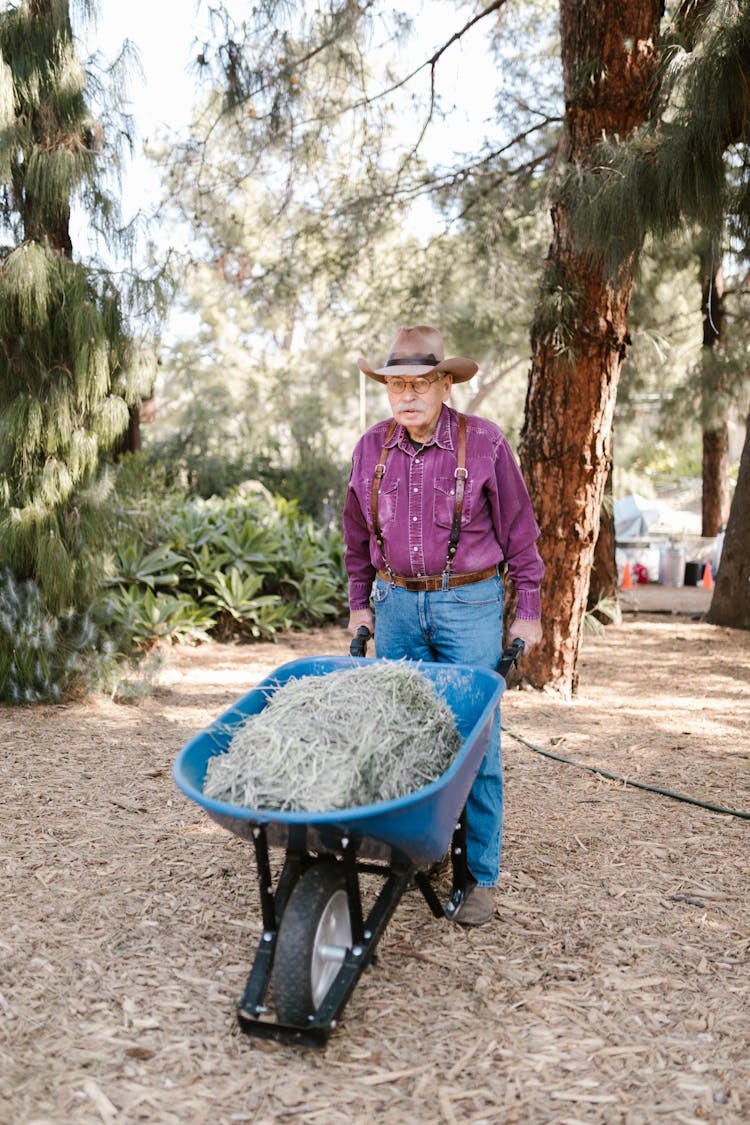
top-left (372, 573), bottom-right (504, 886)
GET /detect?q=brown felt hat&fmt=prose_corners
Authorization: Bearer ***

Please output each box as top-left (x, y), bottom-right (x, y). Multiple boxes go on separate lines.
top-left (358, 325), bottom-right (478, 384)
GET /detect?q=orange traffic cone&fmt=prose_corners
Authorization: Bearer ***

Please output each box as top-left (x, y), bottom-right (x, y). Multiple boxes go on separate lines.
top-left (620, 560), bottom-right (633, 589)
top-left (701, 562), bottom-right (714, 589)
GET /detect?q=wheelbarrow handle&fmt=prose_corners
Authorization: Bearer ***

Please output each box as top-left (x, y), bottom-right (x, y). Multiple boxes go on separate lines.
top-left (349, 625), bottom-right (372, 658)
top-left (497, 638), bottom-right (525, 679)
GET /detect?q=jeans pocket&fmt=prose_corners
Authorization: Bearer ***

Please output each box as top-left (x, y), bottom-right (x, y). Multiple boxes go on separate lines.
top-left (373, 578), bottom-right (392, 605)
top-left (449, 576), bottom-right (503, 607)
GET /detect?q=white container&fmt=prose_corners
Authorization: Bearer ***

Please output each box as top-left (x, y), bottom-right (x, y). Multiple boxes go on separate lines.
top-left (641, 547), bottom-right (661, 582)
top-left (662, 545), bottom-right (686, 587)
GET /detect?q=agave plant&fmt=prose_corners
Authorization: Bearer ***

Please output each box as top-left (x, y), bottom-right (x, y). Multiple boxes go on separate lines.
top-left (106, 586), bottom-right (216, 647)
top-left (215, 519), bottom-right (281, 575)
top-left (107, 542), bottom-right (184, 589)
top-left (204, 568), bottom-right (294, 639)
top-left (284, 573), bottom-right (346, 623)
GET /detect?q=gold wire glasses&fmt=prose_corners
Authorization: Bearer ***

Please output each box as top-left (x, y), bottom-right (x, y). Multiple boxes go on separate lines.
top-left (384, 371), bottom-right (445, 394)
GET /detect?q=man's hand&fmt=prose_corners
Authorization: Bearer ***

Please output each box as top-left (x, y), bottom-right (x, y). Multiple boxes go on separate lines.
top-left (348, 608), bottom-right (375, 637)
top-left (507, 617), bottom-right (542, 650)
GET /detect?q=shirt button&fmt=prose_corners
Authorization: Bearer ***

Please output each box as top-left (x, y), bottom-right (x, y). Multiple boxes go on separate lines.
top-left (413, 487), bottom-right (418, 493)
top-left (413, 546), bottom-right (418, 552)
top-left (450, 489), bottom-right (455, 496)
top-left (412, 516), bottom-right (417, 522)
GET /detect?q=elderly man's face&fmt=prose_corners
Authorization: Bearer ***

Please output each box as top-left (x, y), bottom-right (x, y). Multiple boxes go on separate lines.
top-left (386, 372), bottom-right (452, 441)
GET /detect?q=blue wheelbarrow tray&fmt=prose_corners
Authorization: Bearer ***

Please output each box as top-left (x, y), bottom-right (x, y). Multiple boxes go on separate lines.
top-left (173, 654), bottom-right (506, 869)
top-left (173, 654), bottom-right (506, 1046)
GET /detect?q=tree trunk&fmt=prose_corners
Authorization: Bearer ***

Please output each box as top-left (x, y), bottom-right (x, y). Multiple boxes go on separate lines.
top-left (114, 405), bottom-right (142, 458)
top-left (519, 0), bottom-right (664, 696)
top-left (23, 0), bottom-right (74, 256)
top-left (702, 426), bottom-right (729, 535)
top-left (706, 409), bottom-right (750, 629)
top-left (698, 246), bottom-right (730, 536)
top-left (588, 466), bottom-right (621, 623)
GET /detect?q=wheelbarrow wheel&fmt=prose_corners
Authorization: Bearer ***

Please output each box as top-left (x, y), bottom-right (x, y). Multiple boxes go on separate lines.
top-left (273, 863), bottom-right (352, 1025)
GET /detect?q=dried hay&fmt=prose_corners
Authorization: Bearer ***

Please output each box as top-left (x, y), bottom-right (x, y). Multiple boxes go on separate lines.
top-left (204, 662), bottom-right (461, 811)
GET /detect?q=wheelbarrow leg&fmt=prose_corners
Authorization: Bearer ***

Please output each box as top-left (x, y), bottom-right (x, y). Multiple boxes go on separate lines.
top-left (413, 868), bottom-right (446, 917)
top-left (444, 807), bottom-right (476, 920)
top-left (339, 836), bottom-right (365, 945)
top-left (411, 806), bottom-right (476, 920)
top-left (237, 827), bottom-right (303, 1021)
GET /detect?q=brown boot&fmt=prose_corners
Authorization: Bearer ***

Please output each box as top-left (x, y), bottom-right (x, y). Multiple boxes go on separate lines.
top-left (454, 886), bottom-right (495, 926)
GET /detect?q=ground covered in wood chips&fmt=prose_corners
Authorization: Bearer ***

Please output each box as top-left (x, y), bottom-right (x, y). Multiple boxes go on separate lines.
top-left (2, 606), bottom-right (749, 1125)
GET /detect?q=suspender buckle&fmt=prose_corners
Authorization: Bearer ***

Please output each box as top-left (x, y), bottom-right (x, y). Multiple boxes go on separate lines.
top-left (454, 466), bottom-right (468, 480)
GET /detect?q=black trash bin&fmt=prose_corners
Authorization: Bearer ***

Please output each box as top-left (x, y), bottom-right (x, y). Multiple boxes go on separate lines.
top-left (684, 561), bottom-right (702, 586)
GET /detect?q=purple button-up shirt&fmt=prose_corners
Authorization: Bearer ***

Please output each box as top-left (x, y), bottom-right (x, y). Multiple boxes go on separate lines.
top-left (343, 404), bottom-right (544, 619)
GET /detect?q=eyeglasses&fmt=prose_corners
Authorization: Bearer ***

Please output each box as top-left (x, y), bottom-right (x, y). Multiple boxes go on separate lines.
top-left (384, 372), bottom-right (445, 395)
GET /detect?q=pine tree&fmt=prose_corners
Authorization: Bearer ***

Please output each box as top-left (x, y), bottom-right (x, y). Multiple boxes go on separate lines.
top-left (519, 0), bottom-right (665, 696)
top-left (0, 0), bottom-right (151, 617)
top-left (568, 0), bottom-right (750, 630)
top-left (697, 238), bottom-right (731, 537)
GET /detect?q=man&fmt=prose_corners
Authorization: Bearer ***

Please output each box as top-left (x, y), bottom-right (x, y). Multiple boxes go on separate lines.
top-left (343, 324), bottom-right (544, 926)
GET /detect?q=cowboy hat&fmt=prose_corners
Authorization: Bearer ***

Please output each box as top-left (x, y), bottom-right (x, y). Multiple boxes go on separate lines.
top-left (358, 325), bottom-right (478, 384)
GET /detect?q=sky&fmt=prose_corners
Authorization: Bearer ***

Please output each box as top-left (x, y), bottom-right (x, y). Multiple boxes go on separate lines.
top-left (80, 0), bottom-right (211, 223)
top-left (81, 1), bottom-right (499, 231)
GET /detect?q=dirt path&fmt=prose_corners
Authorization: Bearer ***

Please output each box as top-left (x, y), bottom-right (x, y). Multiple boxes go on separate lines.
top-left (2, 615), bottom-right (748, 1124)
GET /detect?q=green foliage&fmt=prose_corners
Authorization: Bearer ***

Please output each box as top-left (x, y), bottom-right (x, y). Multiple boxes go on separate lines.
top-left (104, 587), bottom-right (217, 648)
top-left (582, 594), bottom-right (621, 637)
top-left (0, 242), bottom-right (147, 609)
top-left (204, 569), bottom-right (295, 639)
top-left (246, 450), bottom-right (349, 526)
top-left (0, 569), bottom-right (117, 703)
top-left (0, 1), bottom-right (158, 620)
top-left (567, 1), bottom-right (750, 271)
top-left (531, 277), bottom-right (580, 364)
top-left (106, 470), bottom-right (348, 648)
top-left (141, 382), bottom-right (349, 522)
top-left (285, 573), bottom-right (343, 624)
top-left (109, 542), bottom-right (183, 589)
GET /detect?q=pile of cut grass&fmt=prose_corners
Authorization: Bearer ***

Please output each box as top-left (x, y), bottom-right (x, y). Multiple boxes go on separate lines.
top-left (203, 662), bottom-right (461, 812)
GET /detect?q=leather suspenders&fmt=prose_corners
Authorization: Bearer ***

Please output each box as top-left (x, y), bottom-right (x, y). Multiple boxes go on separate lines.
top-left (370, 419), bottom-right (398, 562)
top-left (371, 413), bottom-right (468, 576)
top-left (448, 412), bottom-right (468, 567)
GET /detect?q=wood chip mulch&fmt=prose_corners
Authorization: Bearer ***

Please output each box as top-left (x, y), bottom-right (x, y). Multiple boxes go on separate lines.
top-left (2, 619), bottom-right (748, 1124)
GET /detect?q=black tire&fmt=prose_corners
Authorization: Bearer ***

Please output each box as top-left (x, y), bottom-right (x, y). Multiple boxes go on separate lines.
top-left (273, 863), bottom-right (352, 1025)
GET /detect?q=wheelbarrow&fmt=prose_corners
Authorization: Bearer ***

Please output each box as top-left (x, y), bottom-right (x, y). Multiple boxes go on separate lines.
top-left (172, 638), bottom-right (524, 1047)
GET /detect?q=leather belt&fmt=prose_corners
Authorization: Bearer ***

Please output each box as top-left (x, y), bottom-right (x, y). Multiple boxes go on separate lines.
top-left (377, 565), bottom-right (497, 592)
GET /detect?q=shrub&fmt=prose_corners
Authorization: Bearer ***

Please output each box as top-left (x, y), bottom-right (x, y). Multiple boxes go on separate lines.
top-left (0, 570), bottom-right (118, 703)
top-left (105, 479), bottom-right (348, 649)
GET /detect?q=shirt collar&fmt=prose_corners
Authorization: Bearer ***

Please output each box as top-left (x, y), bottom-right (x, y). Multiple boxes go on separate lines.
top-left (388, 404), bottom-right (456, 452)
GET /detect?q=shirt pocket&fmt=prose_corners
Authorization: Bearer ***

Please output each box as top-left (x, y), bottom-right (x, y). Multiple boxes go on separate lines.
top-left (433, 476), bottom-right (474, 528)
top-left (365, 477), bottom-right (399, 532)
